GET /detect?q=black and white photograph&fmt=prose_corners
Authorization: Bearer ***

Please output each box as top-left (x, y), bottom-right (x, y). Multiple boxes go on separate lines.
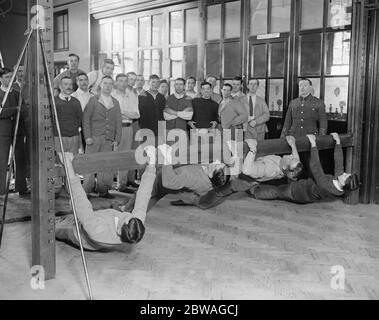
top-left (1, 0), bottom-right (379, 304)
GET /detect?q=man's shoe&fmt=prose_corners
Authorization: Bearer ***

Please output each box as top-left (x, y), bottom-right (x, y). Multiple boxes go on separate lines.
top-left (19, 190), bottom-right (31, 199)
top-left (127, 181), bottom-right (140, 188)
top-left (99, 192), bottom-right (115, 199)
top-left (214, 181), bottom-right (235, 197)
top-left (198, 190), bottom-right (226, 209)
top-left (118, 187), bottom-right (135, 194)
top-left (170, 200), bottom-right (194, 207)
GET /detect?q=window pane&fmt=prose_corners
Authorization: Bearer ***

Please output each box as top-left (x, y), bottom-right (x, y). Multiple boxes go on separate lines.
top-left (270, 42), bottom-right (285, 77)
top-left (324, 77), bottom-right (349, 121)
top-left (225, 1), bottom-right (241, 39)
top-left (56, 15), bottom-right (63, 32)
top-left (56, 33), bottom-right (64, 49)
top-left (139, 16), bottom-right (151, 47)
top-left (139, 50), bottom-right (151, 79)
top-left (271, 0), bottom-right (291, 33)
top-left (112, 21), bottom-right (122, 51)
top-left (124, 18), bottom-right (136, 49)
top-left (325, 31), bottom-right (350, 75)
top-left (170, 11), bottom-right (183, 44)
top-left (268, 79), bottom-right (284, 117)
top-left (185, 8), bottom-right (199, 43)
top-left (251, 44), bottom-right (267, 78)
top-left (206, 43), bottom-right (221, 77)
top-left (152, 14), bottom-right (163, 46)
top-left (206, 4), bottom-right (221, 40)
top-left (224, 41), bottom-right (241, 78)
top-left (328, 0), bottom-right (352, 28)
top-left (152, 49), bottom-right (161, 76)
top-left (184, 45), bottom-right (197, 78)
top-left (100, 23), bottom-right (111, 52)
top-left (63, 13), bottom-right (68, 31)
top-left (64, 32), bottom-right (68, 49)
top-left (250, 0), bottom-right (267, 35)
top-left (301, 0), bottom-right (324, 30)
top-left (170, 47), bottom-right (183, 78)
top-left (123, 51), bottom-right (134, 73)
top-left (300, 33), bottom-right (322, 76)
top-left (112, 52), bottom-right (123, 74)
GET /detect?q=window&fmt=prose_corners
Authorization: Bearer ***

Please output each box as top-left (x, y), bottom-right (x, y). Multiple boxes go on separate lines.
top-left (250, 0), bottom-right (291, 36)
top-left (250, 0), bottom-right (268, 36)
top-left (170, 11), bottom-right (184, 44)
top-left (54, 10), bottom-right (68, 51)
top-left (139, 16), bottom-right (151, 47)
top-left (206, 4), bottom-right (221, 41)
top-left (185, 8), bottom-right (199, 43)
top-left (225, 1), bottom-right (241, 39)
top-left (301, 0), bottom-right (324, 30)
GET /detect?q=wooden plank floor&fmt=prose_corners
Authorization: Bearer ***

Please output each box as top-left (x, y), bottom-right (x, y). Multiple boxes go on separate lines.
top-left (1, 192), bottom-right (379, 300)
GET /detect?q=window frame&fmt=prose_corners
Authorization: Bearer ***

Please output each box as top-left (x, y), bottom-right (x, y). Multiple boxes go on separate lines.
top-left (54, 10), bottom-right (69, 52)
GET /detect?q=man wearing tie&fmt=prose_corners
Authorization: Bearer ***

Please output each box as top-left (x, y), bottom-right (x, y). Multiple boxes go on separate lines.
top-left (245, 79), bottom-right (270, 140)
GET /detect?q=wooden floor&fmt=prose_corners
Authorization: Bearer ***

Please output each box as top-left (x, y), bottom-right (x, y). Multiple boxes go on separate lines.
top-left (1, 191), bottom-right (379, 300)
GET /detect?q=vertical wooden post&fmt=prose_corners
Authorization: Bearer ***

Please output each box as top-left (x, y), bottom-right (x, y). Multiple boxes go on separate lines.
top-left (28, 0), bottom-right (56, 279)
top-left (197, 0), bottom-right (206, 87)
top-left (344, 0), bottom-right (368, 205)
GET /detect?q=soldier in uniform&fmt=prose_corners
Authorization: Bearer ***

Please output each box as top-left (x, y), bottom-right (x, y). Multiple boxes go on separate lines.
top-left (281, 78), bottom-right (327, 138)
top-left (281, 78), bottom-right (328, 178)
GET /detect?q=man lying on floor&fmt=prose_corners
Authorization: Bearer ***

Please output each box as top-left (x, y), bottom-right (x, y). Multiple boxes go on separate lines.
top-left (122, 144), bottom-right (230, 212)
top-left (197, 135), bottom-right (303, 209)
top-left (55, 151), bottom-right (156, 251)
top-left (247, 133), bottom-right (359, 204)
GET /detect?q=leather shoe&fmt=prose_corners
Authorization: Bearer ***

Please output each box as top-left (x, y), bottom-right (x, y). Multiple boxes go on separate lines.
top-left (198, 190), bottom-right (226, 209)
top-left (127, 181), bottom-right (140, 188)
top-left (118, 187), bottom-right (135, 194)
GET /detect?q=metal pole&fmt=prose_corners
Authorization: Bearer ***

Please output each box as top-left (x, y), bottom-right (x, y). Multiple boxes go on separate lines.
top-left (0, 46), bottom-right (29, 247)
top-left (38, 29), bottom-right (94, 300)
top-left (0, 29), bottom-right (33, 116)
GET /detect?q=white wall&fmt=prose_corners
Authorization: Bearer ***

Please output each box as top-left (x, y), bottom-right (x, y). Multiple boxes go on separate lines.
top-left (54, 0), bottom-right (91, 72)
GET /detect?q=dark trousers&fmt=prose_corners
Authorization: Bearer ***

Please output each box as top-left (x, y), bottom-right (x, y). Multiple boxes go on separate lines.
top-left (0, 136), bottom-right (12, 195)
top-left (15, 134), bottom-right (28, 193)
top-left (251, 178), bottom-right (321, 204)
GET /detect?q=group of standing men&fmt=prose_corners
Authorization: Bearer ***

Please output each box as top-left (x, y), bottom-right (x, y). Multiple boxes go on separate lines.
top-left (1, 50), bottom-right (332, 203)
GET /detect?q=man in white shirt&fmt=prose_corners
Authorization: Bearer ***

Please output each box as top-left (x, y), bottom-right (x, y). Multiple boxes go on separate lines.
top-left (71, 72), bottom-right (93, 153)
top-left (245, 79), bottom-right (270, 140)
top-left (112, 73), bottom-right (140, 193)
top-left (87, 59), bottom-right (115, 95)
top-left (185, 76), bottom-right (198, 99)
top-left (71, 72), bottom-right (93, 111)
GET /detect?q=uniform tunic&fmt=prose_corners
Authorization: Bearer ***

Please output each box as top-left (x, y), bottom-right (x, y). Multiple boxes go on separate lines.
top-left (281, 94), bottom-right (327, 138)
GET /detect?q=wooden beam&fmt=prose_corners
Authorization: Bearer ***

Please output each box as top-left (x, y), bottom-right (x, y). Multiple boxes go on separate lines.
top-left (28, 0), bottom-right (56, 280)
top-left (56, 134), bottom-right (354, 176)
top-left (344, 0), bottom-right (368, 205)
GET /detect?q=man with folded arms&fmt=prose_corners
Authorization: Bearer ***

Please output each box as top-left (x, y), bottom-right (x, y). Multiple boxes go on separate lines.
top-left (164, 78), bottom-right (193, 135)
